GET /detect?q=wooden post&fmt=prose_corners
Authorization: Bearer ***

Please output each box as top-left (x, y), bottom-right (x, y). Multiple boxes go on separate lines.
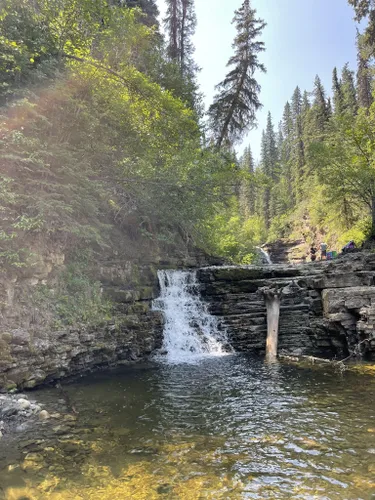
top-left (265, 292), bottom-right (280, 360)
top-left (259, 286), bottom-right (282, 361)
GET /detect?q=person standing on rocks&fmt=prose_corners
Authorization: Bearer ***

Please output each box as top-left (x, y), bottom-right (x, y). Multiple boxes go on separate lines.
top-left (310, 246), bottom-right (317, 262)
top-left (320, 242), bottom-right (327, 260)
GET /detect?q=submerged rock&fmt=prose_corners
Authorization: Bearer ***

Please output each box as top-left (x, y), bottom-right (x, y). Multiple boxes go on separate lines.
top-left (39, 410), bottom-right (50, 421)
top-left (17, 398), bottom-right (31, 410)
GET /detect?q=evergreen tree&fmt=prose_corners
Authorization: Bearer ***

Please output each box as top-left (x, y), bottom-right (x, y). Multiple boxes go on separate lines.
top-left (165, 0), bottom-right (180, 61)
top-left (290, 87), bottom-right (305, 201)
top-left (332, 67), bottom-right (343, 114)
top-left (266, 111), bottom-right (278, 181)
top-left (341, 63), bottom-right (358, 115)
top-left (163, 0), bottom-right (199, 107)
top-left (282, 101), bottom-right (293, 138)
top-left (327, 97), bottom-right (333, 118)
top-left (239, 145), bottom-right (255, 217)
top-left (311, 75), bottom-right (330, 134)
top-left (208, 0), bottom-right (266, 147)
top-left (242, 145), bottom-right (255, 174)
top-left (259, 129), bottom-right (270, 224)
top-left (280, 102), bottom-right (293, 195)
top-left (260, 112), bottom-right (278, 224)
top-left (348, 0), bottom-right (375, 54)
top-left (164, 0), bottom-right (196, 73)
top-left (291, 86), bottom-right (302, 118)
top-left (357, 36), bottom-right (373, 109)
top-left (301, 90), bottom-right (311, 147)
top-left (302, 90), bottom-right (311, 115)
top-left (277, 121), bottom-right (284, 154)
top-left (180, 0), bottom-right (197, 76)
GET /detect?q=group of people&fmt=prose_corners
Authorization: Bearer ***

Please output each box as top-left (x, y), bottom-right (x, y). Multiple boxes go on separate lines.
top-left (310, 242), bottom-right (327, 262)
top-left (310, 240), bottom-right (356, 262)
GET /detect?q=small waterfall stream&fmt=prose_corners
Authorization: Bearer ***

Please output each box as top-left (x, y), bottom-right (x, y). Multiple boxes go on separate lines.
top-left (256, 246), bottom-right (272, 265)
top-left (153, 270), bottom-right (231, 363)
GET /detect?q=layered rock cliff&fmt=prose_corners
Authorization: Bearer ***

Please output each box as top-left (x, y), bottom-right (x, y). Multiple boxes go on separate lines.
top-left (1, 248), bottom-right (375, 392)
top-left (0, 229), bottom-right (214, 391)
top-left (198, 253), bottom-right (375, 361)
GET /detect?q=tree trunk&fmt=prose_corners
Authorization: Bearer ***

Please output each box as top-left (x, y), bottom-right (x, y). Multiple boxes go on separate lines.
top-left (180, 0), bottom-right (186, 74)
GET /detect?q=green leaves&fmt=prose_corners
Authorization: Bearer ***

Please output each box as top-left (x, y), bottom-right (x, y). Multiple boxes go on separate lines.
top-left (309, 106), bottom-right (375, 234)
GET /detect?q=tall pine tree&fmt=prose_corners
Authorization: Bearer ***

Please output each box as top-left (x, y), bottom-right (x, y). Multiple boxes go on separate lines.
top-left (357, 36), bottom-right (373, 109)
top-left (208, 0), bottom-right (266, 148)
top-left (164, 0), bottom-right (196, 73)
top-left (165, 0), bottom-right (180, 61)
top-left (261, 112), bottom-right (278, 225)
top-left (311, 75), bottom-right (330, 135)
top-left (302, 90), bottom-right (311, 115)
top-left (180, 0), bottom-right (196, 76)
top-left (341, 63), bottom-right (358, 115)
top-left (239, 145), bottom-right (255, 218)
top-left (163, 0), bottom-right (199, 108)
top-left (332, 67), bottom-right (343, 115)
top-left (348, 0), bottom-right (375, 54)
top-left (291, 86), bottom-right (305, 201)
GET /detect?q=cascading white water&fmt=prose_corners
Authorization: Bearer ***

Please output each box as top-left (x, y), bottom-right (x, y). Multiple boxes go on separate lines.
top-left (256, 246), bottom-right (272, 265)
top-left (152, 270), bottom-right (231, 363)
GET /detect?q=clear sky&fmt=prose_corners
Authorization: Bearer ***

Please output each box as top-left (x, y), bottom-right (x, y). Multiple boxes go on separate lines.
top-left (155, 0), bottom-right (360, 161)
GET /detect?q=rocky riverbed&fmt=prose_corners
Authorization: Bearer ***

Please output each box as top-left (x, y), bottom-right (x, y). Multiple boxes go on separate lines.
top-left (0, 393), bottom-right (51, 438)
top-left (0, 387), bottom-right (84, 492)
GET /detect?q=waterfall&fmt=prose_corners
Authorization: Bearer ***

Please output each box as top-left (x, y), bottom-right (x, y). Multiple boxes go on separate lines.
top-left (256, 247), bottom-right (272, 265)
top-left (152, 270), bottom-right (231, 363)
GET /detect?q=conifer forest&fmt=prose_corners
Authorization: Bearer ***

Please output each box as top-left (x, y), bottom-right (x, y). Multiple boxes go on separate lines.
top-left (1, 0), bottom-right (375, 265)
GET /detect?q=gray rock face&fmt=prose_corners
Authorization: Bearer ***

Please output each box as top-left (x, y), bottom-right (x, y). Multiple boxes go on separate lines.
top-left (0, 245), bottom-right (217, 391)
top-left (198, 253), bottom-right (375, 360)
top-left (1, 251), bottom-right (375, 391)
top-left (0, 259), bottom-right (166, 390)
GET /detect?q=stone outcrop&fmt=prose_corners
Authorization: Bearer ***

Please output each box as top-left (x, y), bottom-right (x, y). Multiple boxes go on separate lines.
top-left (263, 239), bottom-right (307, 264)
top-left (2, 246), bottom-right (375, 391)
top-left (0, 260), bottom-right (164, 390)
top-left (0, 238), bottom-right (215, 390)
top-left (198, 253), bottom-right (375, 360)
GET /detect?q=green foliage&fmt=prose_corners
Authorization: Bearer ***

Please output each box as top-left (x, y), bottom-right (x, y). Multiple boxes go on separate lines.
top-left (236, 42), bottom-right (375, 255)
top-left (32, 260), bottom-right (113, 328)
top-left (309, 107), bottom-right (375, 234)
top-left (199, 197), bottom-right (267, 263)
top-left (0, 0), bottom-right (242, 270)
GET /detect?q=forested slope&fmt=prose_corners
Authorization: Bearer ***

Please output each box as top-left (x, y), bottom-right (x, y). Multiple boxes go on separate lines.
top-left (3, 0), bottom-right (374, 270)
top-left (0, 0), bottom-right (238, 274)
top-left (234, 2), bottom-right (375, 258)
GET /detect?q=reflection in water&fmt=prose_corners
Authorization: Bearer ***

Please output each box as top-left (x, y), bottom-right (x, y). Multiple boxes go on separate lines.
top-left (1, 354), bottom-right (375, 499)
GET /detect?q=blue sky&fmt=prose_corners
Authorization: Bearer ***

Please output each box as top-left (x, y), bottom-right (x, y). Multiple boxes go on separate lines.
top-left (156, 0), bottom-right (360, 160)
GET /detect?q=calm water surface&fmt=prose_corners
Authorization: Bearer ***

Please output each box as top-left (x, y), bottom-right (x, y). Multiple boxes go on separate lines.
top-left (1, 354), bottom-right (375, 499)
